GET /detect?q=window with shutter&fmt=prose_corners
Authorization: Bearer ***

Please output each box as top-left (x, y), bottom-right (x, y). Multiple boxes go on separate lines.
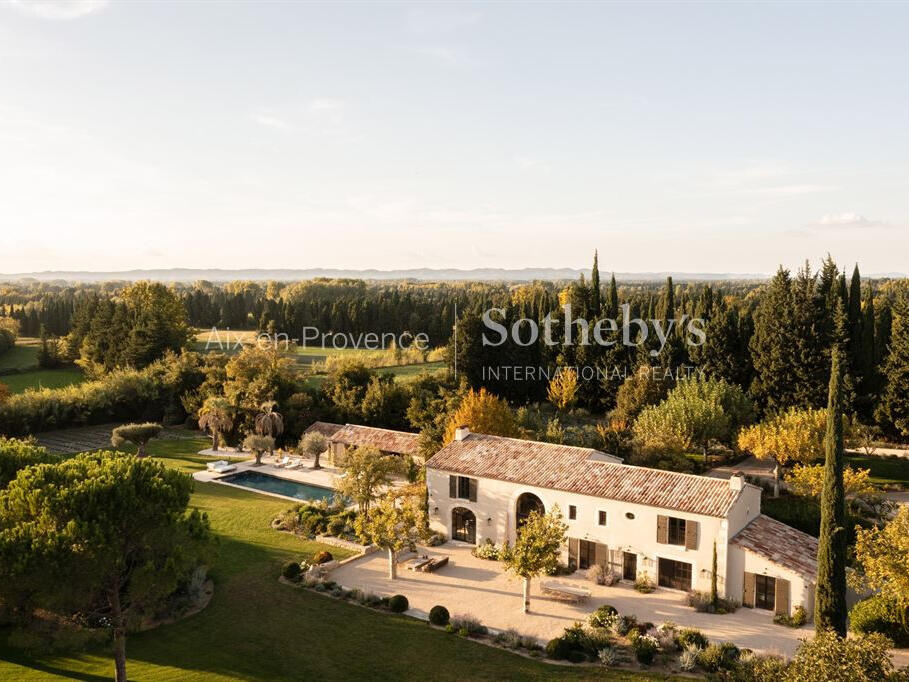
top-left (468, 478), bottom-right (478, 502)
top-left (743, 572), bottom-right (756, 607)
top-left (684, 520), bottom-right (698, 550)
top-left (449, 475), bottom-right (456, 498)
top-left (774, 578), bottom-right (790, 616)
top-left (656, 515), bottom-right (669, 544)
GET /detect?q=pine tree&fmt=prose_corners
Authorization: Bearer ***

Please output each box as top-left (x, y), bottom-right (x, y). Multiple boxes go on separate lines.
top-left (876, 286), bottom-right (909, 436)
top-left (750, 268), bottom-right (800, 411)
top-left (590, 251), bottom-right (601, 315)
top-left (815, 351), bottom-right (848, 637)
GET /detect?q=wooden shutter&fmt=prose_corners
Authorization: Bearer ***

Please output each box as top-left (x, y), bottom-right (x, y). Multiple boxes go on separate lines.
top-left (774, 578), bottom-right (790, 616)
top-left (468, 478), bottom-right (478, 502)
top-left (684, 520), bottom-right (699, 550)
top-left (595, 542), bottom-right (609, 569)
top-left (568, 538), bottom-right (579, 569)
top-left (743, 572), bottom-right (756, 607)
top-left (449, 475), bottom-right (457, 498)
top-left (656, 515), bottom-right (669, 544)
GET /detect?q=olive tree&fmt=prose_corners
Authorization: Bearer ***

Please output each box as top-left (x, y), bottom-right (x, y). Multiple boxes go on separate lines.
top-left (503, 506), bottom-right (567, 614)
top-left (111, 422), bottom-right (163, 458)
top-left (243, 434), bottom-right (274, 466)
top-left (298, 431), bottom-right (328, 470)
top-left (334, 446), bottom-right (402, 516)
top-left (355, 489), bottom-right (427, 579)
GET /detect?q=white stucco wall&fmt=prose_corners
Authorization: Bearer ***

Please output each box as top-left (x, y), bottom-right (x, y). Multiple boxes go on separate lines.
top-left (726, 546), bottom-right (814, 617)
top-left (427, 467), bottom-right (754, 598)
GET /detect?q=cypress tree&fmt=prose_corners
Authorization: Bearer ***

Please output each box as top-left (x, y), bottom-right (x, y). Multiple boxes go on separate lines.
top-left (590, 251), bottom-right (601, 315)
top-left (847, 265), bottom-right (863, 374)
top-left (815, 350), bottom-right (848, 636)
top-left (750, 267), bottom-right (800, 411)
top-left (606, 273), bottom-right (619, 320)
top-left (858, 287), bottom-right (877, 419)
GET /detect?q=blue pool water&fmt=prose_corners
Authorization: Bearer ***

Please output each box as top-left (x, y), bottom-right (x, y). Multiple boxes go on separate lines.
top-left (220, 470), bottom-right (335, 502)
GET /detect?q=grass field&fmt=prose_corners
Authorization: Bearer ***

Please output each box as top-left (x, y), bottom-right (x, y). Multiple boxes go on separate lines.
top-left (302, 361), bottom-right (447, 390)
top-left (1, 367), bottom-right (85, 394)
top-left (0, 342), bottom-right (38, 372)
top-left (846, 452), bottom-right (909, 489)
top-left (0, 436), bottom-right (664, 681)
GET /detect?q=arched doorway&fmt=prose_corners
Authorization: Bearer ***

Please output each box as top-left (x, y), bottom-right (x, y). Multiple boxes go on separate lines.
top-left (452, 507), bottom-right (476, 544)
top-left (516, 492), bottom-right (545, 530)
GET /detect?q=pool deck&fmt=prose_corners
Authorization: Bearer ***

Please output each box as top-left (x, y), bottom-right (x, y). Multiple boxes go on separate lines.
top-left (192, 453), bottom-right (404, 503)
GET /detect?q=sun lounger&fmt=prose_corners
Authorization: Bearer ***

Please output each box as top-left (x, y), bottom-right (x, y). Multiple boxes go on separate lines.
top-left (285, 458), bottom-right (303, 470)
top-left (419, 556), bottom-right (449, 573)
top-left (207, 460), bottom-right (229, 471)
top-left (405, 556), bottom-right (432, 571)
top-left (274, 456), bottom-right (292, 468)
top-left (207, 460), bottom-right (237, 474)
top-left (541, 581), bottom-right (590, 603)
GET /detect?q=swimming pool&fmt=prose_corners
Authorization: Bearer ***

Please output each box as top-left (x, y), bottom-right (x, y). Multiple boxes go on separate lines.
top-left (219, 470), bottom-right (336, 502)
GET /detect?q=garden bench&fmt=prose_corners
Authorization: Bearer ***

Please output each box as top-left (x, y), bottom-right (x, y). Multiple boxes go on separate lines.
top-left (541, 581), bottom-right (590, 603)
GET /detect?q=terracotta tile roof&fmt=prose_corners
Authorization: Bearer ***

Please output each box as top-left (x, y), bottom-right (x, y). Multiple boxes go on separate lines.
top-left (731, 514), bottom-right (818, 580)
top-left (303, 421), bottom-right (343, 438)
top-left (330, 424), bottom-right (421, 457)
top-left (426, 432), bottom-right (740, 517)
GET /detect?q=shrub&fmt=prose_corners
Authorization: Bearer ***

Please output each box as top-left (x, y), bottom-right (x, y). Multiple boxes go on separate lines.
top-left (313, 550), bottom-right (333, 564)
top-left (586, 564), bottom-right (609, 585)
top-left (850, 596), bottom-right (908, 645)
top-left (457, 627), bottom-right (469, 637)
top-left (788, 629), bottom-right (896, 681)
top-left (429, 605), bottom-right (450, 627)
top-left (687, 590), bottom-right (739, 614)
top-left (774, 603), bottom-right (809, 628)
top-left (545, 636), bottom-right (572, 660)
top-left (281, 561), bottom-right (302, 581)
top-left (494, 629), bottom-right (540, 650)
top-left (544, 562), bottom-right (574, 576)
top-left (675, 628), bottom-right (709, 650)
top-left (566, 650), bottom-right (588, 663)
top-left (632, 633), bottom-right (659, 665)
top-left (388, 594), bottom-right (409, 613)
top-left (588, 604), bottom-right (618, 630)
top-left (697, 642), bottom-right (740, 672)
top-left (472, 538), bottom-right (502, 561)
top-left (598, 646), bottom-right (617, 666)
top-left (450, 614), bottom-right (487, 636)
top-left (678, 647), bottom-right (698, 671)
top-left (615, 614), bottom-right (638, 636)
top-left (634, 575), bottom-right (655, 593)
top-left (444, 624), bottom-right (454, 634)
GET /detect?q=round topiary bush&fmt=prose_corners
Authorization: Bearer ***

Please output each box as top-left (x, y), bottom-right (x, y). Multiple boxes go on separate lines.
top-left (282, 561), bottom-right (302, 580)
top-left (388, 594), bottom-right (409, 613)
top-left (429, 605), bottom-right (450, 626)
top-left (676, 627), bottom-right (709, 650)
top-left (313, 550), bottom-right (333, 564)
top-left (850, 595), bottom-right (909, 645)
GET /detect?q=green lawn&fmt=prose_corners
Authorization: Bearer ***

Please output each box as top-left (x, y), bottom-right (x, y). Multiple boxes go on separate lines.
top-left (1, 367), bottom-right (85, 394)
top-left (846, 452), bottom-right (909, 489)
top-left (0, 343), bottom-right (38, 372)
top-left (0, 438), bottom-right (666, 681)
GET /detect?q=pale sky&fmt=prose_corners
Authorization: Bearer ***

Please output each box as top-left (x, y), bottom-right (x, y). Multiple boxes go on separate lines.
top-left (1, 0), bottom-right (908, 274)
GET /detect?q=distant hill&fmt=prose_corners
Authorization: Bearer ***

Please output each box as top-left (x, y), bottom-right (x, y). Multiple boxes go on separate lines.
top-left (0, 267), bottom-right (776, 283)
top-left (0, 267), bottom-right (903, 283)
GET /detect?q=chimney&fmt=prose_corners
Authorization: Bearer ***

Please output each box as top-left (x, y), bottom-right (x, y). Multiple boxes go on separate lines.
top-left (729, 472), bottom-right (744, 492)
top-left (454, 425), bottom-right (470, 442)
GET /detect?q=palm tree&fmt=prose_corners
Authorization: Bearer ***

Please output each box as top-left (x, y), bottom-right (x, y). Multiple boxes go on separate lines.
top-left (254, 401), bottom-right (284, 458)
top-left (197, 396), bottom-right (233, 452)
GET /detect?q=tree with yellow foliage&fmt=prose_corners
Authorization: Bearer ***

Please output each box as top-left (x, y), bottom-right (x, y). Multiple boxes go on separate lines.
top-left (737, 407), bottom-right (827, 497)
top-left (445, 388), bottom-right (518, 443)
top-left (851, 506), bottom-right (909, 637)
top-left (785, 463), bottom-right (874, 500)
top-left (547, 368), bottom-right (579, 412)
